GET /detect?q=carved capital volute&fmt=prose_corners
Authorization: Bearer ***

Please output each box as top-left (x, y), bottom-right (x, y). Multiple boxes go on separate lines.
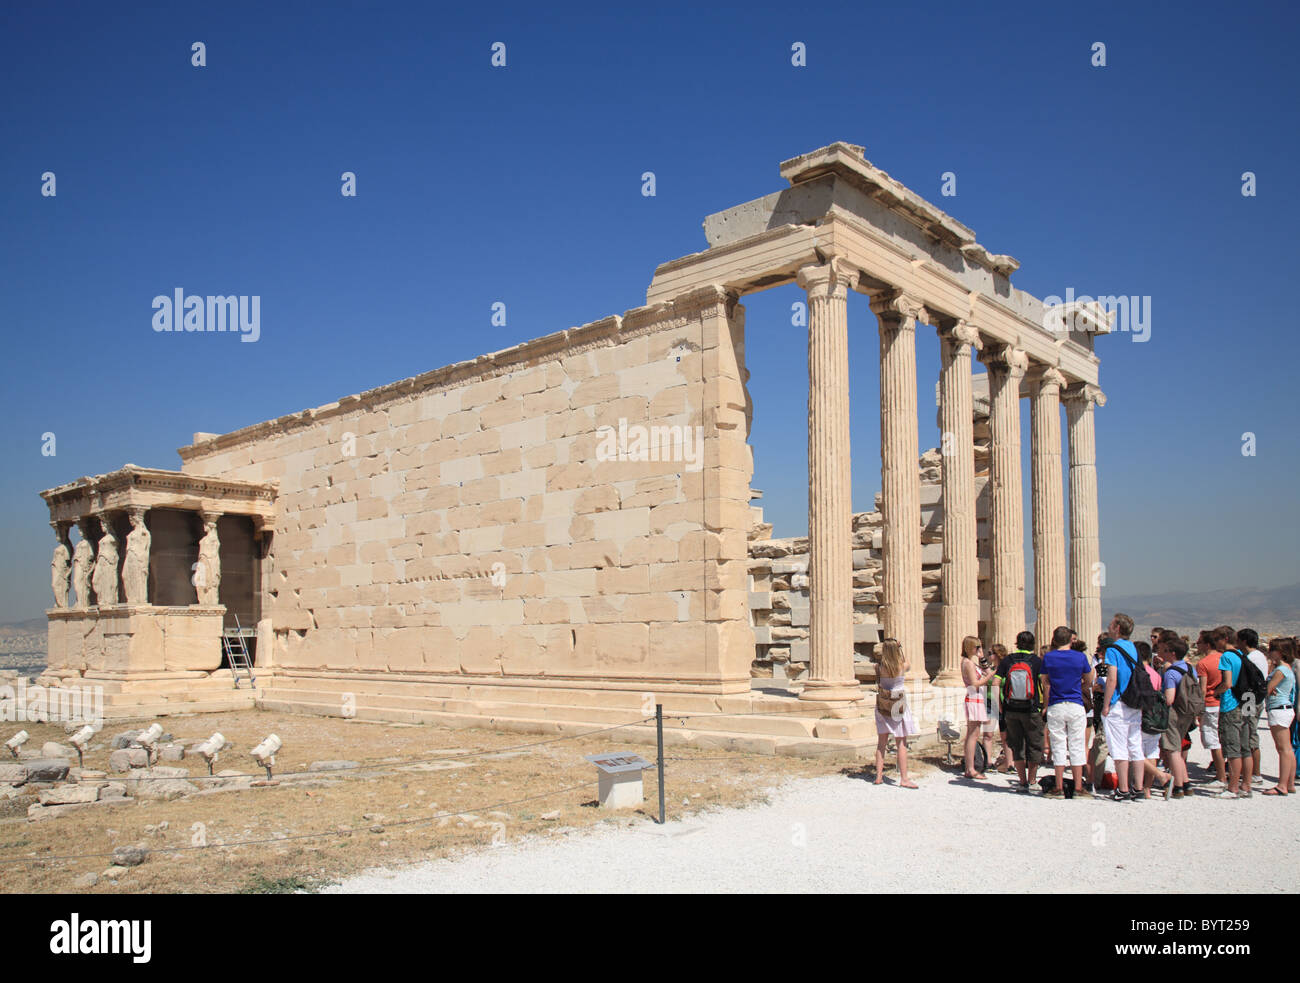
top-left (1064, 383), bottom-right (1107, 409)
top-left (869, 289), bottom-right (924, 331)
top-left (1038, 366), bottom-right (1067, 393)
top-left (939, 319), bottom-right (983, 353)
top-left (980, 343), bottom-right (1028, 379)
top-left (796, 256), bottom-right (858, 298)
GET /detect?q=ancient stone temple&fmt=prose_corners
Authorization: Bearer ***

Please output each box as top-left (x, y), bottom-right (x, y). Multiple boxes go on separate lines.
top-left (38, 143), bottom-right (1112, 750)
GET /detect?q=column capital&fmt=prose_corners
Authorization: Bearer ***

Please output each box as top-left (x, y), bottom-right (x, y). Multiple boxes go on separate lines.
top-left (1063, 382), bottom-right (1107, 408)
top-left (796, 256), bottom-right (858, 297)
top-left (936, 319), bottom-right (982, 352)
top-left (1035, 366), bottom-right (1067, 392)
top-left (979, 343), bottom-right (1028, 379)
top-left (869, 289), bottom-right (925, 328)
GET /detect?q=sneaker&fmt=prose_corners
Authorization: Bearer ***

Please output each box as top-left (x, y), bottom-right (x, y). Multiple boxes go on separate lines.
top-left (1044, 787), bottom-right (1063, 798)
top-left (1074, 787), bottom-right (1093, 799)
top-left (1205, 779), bottom-right (1225, 790)
top-left (1238, 789), bottom-right (1253, 799)
top-left (1017, 784), bottom-right (1032, 794)
top-left (1130, 790), bottom-right (1144, 802)
top-left (1215, 789), bottom-right (1238, 799)
top-left (1171, 786), bottom-right (1185, 800)
top-left (1111, 790), bottom-right (1128, 802)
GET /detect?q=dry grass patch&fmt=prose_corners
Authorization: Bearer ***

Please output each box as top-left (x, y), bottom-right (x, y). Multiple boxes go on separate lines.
top-left (0, 711), bottom-right (937, 893)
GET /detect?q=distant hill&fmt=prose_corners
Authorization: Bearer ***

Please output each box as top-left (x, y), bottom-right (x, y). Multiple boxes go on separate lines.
top-left (1102, 583), bottom-right (1300, 633)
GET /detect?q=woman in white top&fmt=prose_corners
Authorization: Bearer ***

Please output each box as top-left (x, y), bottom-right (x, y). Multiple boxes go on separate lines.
top-left (960, 635), bottom-right (997, 779)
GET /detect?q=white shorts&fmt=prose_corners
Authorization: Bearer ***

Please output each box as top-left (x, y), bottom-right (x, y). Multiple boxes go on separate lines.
top-left (1103, 701), bottom-right (1143, 762)
top-left (1201, 706), bottom-right (1221, 751)
top-left (1142, 732), bottom-right (1160, 759)
top-left (1047, 702), bottom-right (1087, 767)
top-left (1268, 707), bottom-right (1295, 729)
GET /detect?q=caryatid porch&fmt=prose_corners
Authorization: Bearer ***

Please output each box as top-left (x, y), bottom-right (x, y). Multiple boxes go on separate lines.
top-left (40, 465), bottom-right (277, 682)
top-left (649, 142), bottom-right (1111, 702)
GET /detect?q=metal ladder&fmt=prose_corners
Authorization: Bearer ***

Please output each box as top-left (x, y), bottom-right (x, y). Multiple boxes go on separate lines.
top-left (222, 614), bottom-right (256, 689)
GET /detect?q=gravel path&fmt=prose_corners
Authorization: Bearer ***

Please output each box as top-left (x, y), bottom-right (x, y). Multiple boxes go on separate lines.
top-left (330, 725), bottom-right (1300, 893)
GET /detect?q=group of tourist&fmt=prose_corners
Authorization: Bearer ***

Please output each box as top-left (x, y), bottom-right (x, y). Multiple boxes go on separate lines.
top-left (870, 613), bottom-right (1298, 799)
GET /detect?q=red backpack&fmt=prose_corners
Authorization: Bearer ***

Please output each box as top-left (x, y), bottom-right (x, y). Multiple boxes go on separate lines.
top-left (1004, 657), bottom-right (1037, 711)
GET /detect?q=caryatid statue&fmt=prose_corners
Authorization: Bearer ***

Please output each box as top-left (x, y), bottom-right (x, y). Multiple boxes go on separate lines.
top-left (70, 519), bottom-right (95, 610)
top-left (91, 514), bottom-right (120, 606)
top-left (195, 513), bottom-right (221, 606)
top-left (50, 522), bottom-right (72, 608)
top-left (122, 508), bottom-right (151, 605)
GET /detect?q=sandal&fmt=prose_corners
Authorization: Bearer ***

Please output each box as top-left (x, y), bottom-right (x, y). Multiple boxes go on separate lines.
top-left (1262, 787), bottom-right (1286, 796)
top-left (900, 781), bottom-right (918, 789)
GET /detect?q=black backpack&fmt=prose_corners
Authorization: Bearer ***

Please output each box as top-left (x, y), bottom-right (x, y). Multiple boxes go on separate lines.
top-left (1227, 649), bottom-right (1268, 707)
top-left (1113, 645), bottom-right (1157, 713)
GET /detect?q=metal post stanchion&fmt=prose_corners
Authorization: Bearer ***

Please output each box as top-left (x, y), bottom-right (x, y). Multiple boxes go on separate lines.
top-left (656, 704), bottom-right (665, 825)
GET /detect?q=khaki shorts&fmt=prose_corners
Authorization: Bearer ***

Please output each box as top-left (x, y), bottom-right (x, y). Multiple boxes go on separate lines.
top-left (1161, 708), bottom-right (1196, 753)
top-left (1219, 707), bottom-right (1253, 759)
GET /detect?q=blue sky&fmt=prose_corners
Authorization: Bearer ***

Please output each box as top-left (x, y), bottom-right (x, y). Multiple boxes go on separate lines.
top-left (1, 0), bottom-right (1297, 622)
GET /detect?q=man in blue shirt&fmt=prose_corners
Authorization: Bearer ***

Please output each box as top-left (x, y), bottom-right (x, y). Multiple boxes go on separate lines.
top-left (1214, 624), bottom-right (1255, 798)
top-left (1101, 613), bottom-right (1144, 801)
top-left (1041, 625), bottom-right (1095, 799)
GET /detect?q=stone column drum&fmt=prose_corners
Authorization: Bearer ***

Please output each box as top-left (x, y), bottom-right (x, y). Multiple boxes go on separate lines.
top-left (796, 258), bottom-right (861, 703)
top-left (935, 320), bottom-right (981, 685)
top-left (1065, 384), bottom-right (1105, 648)
top-left (1031, 367), bottom-right (1067, 645)
top-left (871, 291), bottom-right (925, 681)
top-left (981, 344), bottom-right (1028, 650)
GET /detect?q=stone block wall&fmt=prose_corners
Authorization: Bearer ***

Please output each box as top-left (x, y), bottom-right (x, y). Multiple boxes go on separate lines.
top-left (178, 286), bottom-right (756, 695)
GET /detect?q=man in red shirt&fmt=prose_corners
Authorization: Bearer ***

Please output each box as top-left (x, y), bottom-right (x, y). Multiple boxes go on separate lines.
top-left (1197, 630), bottom-right (1227, 787)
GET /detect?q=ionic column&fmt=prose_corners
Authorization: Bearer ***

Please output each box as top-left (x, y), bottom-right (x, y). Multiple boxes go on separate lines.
top-left (935, 320), bottom-right (981, 686)
top-left (1065, 384), bottom-right (1106, 648)
top-left (796, 258), bottom-right (861, 702)
top-left (871, 291), bottom-right (925, 681)
top-left (1031, 366), bottom-right (1068, 646)
top-left (979, 344), bottom-right (1028, 650)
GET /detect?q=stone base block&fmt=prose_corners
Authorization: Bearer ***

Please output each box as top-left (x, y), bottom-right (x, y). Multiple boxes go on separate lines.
top-left (597, 770), bottom-right (644, 810)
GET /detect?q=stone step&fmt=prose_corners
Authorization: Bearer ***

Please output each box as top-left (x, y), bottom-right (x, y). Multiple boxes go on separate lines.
top-left (253, 696), bottom-right (870, 758)
top-left (258, 686), bottom-right (827, 739)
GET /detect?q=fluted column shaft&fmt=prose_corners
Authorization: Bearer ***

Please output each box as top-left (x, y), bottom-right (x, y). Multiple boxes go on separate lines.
top-left (1066, 384), bottom-right (1106, 648)
top-left (981, 345), bottom-right (1028, 650)
top-left (1031, 367), bottom-right (1067, 646)
top-left (872, 292), bottom-right (925, 680)
top-left (935, 321), bottom-right (981, 685)
top-left (797, 259), bottom-right (861, 702)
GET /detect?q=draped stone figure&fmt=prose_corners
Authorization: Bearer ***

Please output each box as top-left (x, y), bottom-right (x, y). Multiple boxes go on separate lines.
top-left (122, 508), bottom-right (150, 605)
top-left (91, 516), bottom-right (120, 606)
top-left (71, 520), bottom-right (95, 609)
top-left (50, 524), bottom-right (71, 608)
top-left (195, 515), bottom-right (221, 605)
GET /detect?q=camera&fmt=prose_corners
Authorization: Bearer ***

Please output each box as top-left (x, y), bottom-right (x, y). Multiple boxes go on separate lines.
top-left (977, 655), bottom-right (991, 671)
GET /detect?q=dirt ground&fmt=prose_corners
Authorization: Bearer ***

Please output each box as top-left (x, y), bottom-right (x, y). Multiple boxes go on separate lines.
top-left (0, 712), bottom-right (940, 893)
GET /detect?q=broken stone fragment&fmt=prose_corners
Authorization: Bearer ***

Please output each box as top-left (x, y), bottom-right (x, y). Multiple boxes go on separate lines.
top-left (109, 748), bottom-right (149, 772)
top-left (24, 758), bottom-right (70, 783)
top-left (112, 844), bottom-right (149, 867)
